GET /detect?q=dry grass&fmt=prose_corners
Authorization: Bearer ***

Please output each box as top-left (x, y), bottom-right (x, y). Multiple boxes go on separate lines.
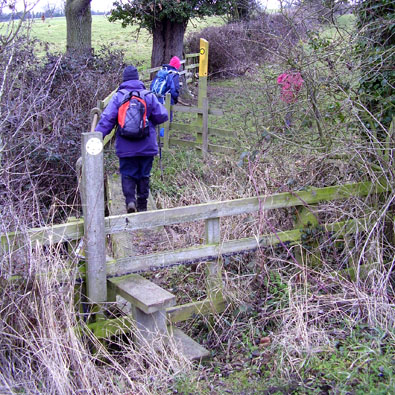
top-left (0, 243), bottom-right (196, 394)
top-left (1, 2), bottom-right (394, 393)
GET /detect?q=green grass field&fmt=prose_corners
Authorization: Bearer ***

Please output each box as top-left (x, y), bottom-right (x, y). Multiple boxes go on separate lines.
top-left (27, 15), bottom-right (151, 67)
top-left (25, 15), bottom-right (224, 68)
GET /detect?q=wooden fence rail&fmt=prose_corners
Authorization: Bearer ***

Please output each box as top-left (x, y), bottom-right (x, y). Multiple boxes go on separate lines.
top-left (1, 179), bottom-right (389, 260)
top-left (2, 178), bottom-right (390, 344)
top-left (1, 165), bottom-right (391, 350)
top-left (140, 52), bottom-right (200, 84)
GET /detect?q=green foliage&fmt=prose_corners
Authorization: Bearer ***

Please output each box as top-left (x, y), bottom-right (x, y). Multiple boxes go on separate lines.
top-left (300, 325), bottom-right (395, 393)
top-left (264, 271), bottom-right (289, 310)
top-left (172, 373), bottom-right (205, 394)
top-left (356, 0), bottom-right (395, 133)
top-left (109, 0), bottom-right (233, 32)
top-left (192, 323), bottom-right (395, 394)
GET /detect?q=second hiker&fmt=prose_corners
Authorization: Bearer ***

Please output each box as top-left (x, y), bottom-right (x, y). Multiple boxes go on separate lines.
top-left (150, 56), bottom-right (181, 107)
top-left (95, 65), bottom-right (168, 213)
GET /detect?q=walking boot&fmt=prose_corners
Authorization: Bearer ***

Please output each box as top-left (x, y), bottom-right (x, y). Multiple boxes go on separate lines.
top-left (137, 177), bottom-right (150, 212)
top-left (127, 201), bottom-right (136, 213)
top-left (121, 175), bottom-right (137, 213)
top-left (136, 198), bottom-right (147, 212)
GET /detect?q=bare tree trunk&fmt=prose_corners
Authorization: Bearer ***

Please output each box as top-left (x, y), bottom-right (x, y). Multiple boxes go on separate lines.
top-left (65, 0), bottom-right (92, 56)
top-left (151, 19), bottom-right (186, 68)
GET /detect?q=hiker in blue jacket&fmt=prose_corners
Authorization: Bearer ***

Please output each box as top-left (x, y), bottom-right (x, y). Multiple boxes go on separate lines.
top-left (95, 65), bottom-right (168, 213)
top-left (150, 56), bottom-right (181, 106)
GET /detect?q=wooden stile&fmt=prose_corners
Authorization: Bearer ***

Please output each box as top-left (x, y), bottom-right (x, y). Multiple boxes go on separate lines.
top-left (81, 132), bottom-right (107, 306)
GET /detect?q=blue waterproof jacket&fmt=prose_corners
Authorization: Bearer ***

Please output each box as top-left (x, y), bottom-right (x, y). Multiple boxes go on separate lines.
top-left (95, 79), bottom-right (168, 157)
top-left (150, 64), bottom-right (180, 105)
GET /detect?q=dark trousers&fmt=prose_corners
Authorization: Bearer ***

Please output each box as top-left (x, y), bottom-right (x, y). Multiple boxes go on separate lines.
top-left (119, 156), bottom-right (154, 211)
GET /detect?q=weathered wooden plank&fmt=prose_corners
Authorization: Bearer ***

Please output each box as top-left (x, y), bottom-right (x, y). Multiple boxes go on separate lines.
top-left (168, 138), bottom-right (234, 154)
top-left (205, 217), bottom-right (222, 300)
top-left (166, 297), bottom-right (227, 323)
top-left (169, 328), bottom-right (210, 361)
top-left (169, 138), bottom-right (196, 148)
top-left (103, 129), bottom-right (115, 147)
top-left (1, 181), bottom-right (389, 249)
top-left (202, 97), bottom-right (209, 154)
top-left (140, 66), bottom-right (162, 75)
top-left (105, 229), bottom-right (301, 276)
top-left (102, 88), bottom-right (117, 107)
top-left (142, 60), bottom-right (187, 76)
top-left (208, 127), bottom-right (234, 138)
top-left (169, 123), bottom-right (233, 138)
top-left (0, 220), bottom-right (84, 252)
top-left (87, 314), bottom-right (135, 339)
top-left (105, 180), bottom-right (389, 234)
top-left (105, 218), bottom-right (362, 276)
top-left (185, 53), bottom-right (199, 58)
top-left (86, 298), bottom-right (225, 339)
top-left (9, 217), bottom-right (367, 285)
top-left (169, 123), bottom-right (195, 132)
top-left (207, 108), bottom-right (224, 116)
top-left (171, 105), bottom-right (224, 116)
top-left (108, 274), bottom-right (175, 314)
top-left (108, 273), bottom-right (175, 349)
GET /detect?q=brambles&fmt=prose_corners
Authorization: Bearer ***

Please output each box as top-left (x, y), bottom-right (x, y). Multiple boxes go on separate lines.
top-left (185, 12), bottom-right (303, 77)
top-left (356, 0), bottom-right (394, 133)
top-left (0, 38), bottom-right (125, 226)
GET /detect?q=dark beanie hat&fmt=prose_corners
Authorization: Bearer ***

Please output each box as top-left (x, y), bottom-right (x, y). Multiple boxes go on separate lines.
top-left (123, 65), bottom-right (139, 81)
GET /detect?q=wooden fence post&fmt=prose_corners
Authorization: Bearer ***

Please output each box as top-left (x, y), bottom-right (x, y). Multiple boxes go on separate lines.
top-left (205, 217), bottom-right (223, 304)
top-left (202, 97), bottom-right (209, 155)
top-left (196, 38), bottom-right (209, 153)
top-left (294, 205), bottom-right (320, 268)
top-left (81, 132), bottom-right (107, 308)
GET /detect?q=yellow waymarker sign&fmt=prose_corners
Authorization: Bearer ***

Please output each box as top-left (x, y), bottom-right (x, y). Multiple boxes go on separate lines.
top-left (199, 38), bottom-right (209, 77)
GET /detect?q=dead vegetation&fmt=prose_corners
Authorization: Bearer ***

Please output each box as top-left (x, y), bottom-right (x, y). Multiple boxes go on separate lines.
top-left (1, 2), bottom-right (394, 394)
top-left (185, 11), bottom-right (305, 78)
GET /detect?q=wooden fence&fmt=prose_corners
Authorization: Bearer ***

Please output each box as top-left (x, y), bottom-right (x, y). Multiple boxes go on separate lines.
top-left (2, 41), bottom-right (393, 355)
top-left (91, 39), bottom-right (233, 155)
top-left (140, 52), bottom-right (200, 84)
top-left (1, 144), bottom-right (391, 348)
top-left (2, 178), bottom-right (390, 279)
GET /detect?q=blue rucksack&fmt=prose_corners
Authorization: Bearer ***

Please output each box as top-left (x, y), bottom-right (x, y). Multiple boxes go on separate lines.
top-left (151, 67), bottom-right (177, 98)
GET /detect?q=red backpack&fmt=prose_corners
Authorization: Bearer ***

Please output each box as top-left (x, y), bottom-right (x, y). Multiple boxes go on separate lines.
top-left (117, 89), bottom-right (151, 140)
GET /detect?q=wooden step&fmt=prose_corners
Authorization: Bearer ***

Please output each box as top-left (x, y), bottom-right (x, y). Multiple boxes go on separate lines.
top-left (108, 274), bottom-right (176, 314)
top-left (170, 327), bottom-right (210, 362)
